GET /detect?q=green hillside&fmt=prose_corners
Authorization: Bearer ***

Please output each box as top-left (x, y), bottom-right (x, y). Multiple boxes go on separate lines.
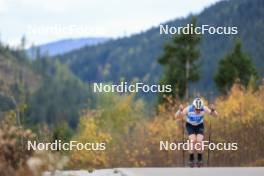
top-left (57, 0), bottom-right (264, 96)
top-left (0, 45), bottom-right (93, 128)
top-left (0, 46), bottom-right (41, 111)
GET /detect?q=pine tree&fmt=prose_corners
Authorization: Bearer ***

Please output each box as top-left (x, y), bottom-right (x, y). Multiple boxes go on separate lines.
top-left (214, 40), bottom-right (258, 94)
top-left (158, 17), bottom-right (201, 102)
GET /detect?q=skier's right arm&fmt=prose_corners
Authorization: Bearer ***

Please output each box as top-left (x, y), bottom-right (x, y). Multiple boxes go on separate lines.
top-left (175, 105), bottom-right (188, 119)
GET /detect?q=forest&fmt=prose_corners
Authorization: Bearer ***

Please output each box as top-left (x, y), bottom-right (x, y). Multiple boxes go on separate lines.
top-left (57, 0), bottom-right (264, 94)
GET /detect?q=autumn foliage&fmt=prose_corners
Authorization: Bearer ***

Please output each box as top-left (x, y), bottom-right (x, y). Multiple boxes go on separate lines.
top-left (67, 81), bottom-right (264, 169)
top-left (1, 82), bottom-right (264, 172)
top-left (0, 111), bottom-right (68, 176)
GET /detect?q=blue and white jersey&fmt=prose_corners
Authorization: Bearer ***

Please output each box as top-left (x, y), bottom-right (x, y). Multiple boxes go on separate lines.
top-left (186, 105), bottom-right (205, 125)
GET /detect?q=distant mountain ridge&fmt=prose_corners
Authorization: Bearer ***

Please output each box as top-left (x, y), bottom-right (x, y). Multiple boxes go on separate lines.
top-left (57, 0), bottom-right (264, 95)
top-left (28, 37), bottom-right (109, 58)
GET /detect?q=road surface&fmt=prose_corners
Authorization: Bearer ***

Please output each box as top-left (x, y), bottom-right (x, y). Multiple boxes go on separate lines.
top-left (43, 167), bottom-right (264, 176)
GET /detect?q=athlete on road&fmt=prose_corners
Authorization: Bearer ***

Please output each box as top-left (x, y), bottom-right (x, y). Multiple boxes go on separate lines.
top-left (175, 97), bottom-right (218, 167)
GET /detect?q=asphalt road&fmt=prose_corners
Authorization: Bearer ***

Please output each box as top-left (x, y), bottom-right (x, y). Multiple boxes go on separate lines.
top-left (43, 167), bottom-right (264, 176)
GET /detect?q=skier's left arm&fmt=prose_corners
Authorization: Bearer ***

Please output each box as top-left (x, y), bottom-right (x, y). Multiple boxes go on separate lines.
top-left (205, 105), bottom-right (218, 117)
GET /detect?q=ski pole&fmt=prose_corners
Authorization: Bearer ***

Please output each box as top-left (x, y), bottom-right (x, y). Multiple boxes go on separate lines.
top-left (207, 116), bottom-right (212, 166)
top-left (178, 105), bottom-right (185, 166)
top-left (182, 116), bottom-right (185, 166)
top-left (176, 104), bottom-right (185, 166)
top-left (207, 92), bottom-right (214, 167)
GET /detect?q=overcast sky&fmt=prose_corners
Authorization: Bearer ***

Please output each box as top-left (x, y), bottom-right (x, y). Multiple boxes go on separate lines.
top-left (0, 0), bottom-right (221, 47)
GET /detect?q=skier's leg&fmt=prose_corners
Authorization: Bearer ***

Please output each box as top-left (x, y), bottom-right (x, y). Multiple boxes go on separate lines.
top-left (188, 134), bottom-right (196, 167)
top-left (196, 134), bottom-right (204, 167)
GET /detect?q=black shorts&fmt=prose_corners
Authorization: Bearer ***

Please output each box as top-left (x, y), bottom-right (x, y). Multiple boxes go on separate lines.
top-left (186, 122), bottom-right (204, 135)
